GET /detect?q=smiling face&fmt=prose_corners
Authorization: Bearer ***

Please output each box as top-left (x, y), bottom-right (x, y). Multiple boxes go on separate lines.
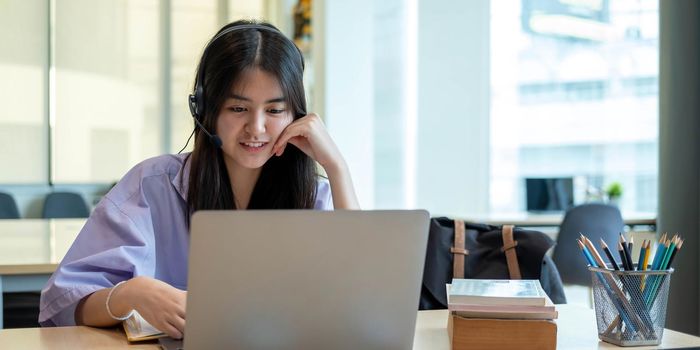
top-left (216, 67), bottom-right (293, 173)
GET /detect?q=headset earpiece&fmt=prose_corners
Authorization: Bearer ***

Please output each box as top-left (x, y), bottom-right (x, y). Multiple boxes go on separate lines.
top-left (188, 93), bottom-right (199, 119)
top-left (193, 84), bottom-right (204, 118)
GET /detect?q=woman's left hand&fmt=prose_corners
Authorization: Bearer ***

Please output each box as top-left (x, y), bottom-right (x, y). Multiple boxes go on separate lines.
top-left (272, 113), bottom-right (342, 170)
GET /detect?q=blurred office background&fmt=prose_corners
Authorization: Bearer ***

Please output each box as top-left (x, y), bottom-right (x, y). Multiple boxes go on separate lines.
top-left (1, 0), bottom-right (698, 335)
top-left (0, 0), bottom-right (660, 217)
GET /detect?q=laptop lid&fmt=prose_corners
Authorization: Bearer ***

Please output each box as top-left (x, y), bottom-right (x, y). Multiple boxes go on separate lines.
top-left (525, 177), bottom-right (574, 212)
top-left (184, 210), bottom-right (429, 350)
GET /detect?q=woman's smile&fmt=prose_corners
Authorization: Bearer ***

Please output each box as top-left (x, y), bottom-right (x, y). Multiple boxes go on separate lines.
top-left (239, 141), bottom-right (269, 153)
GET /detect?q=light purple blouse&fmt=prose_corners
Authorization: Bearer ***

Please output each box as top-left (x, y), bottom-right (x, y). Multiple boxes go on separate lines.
top-left (38, 153), bottom-right (333, 326)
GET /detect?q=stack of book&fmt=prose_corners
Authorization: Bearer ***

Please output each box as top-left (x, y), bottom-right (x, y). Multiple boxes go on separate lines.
top-left (446, 279), bottom-right (557, 350)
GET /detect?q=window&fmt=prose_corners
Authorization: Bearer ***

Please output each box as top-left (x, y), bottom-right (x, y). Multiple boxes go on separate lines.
top-left (2, 0), bottom-right (268, 184)
top-left (0, 0), bottom-right (49, 183)
top-left (490, 0), bottom-right (659, 213)
top-left (52, 0), bottom-right (161, 183)
top-left (169, 0), bottom-right (219, 154)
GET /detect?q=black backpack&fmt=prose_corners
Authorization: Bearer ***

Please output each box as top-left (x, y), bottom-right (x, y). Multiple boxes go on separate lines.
top-left (420, 217), bottom-right (567, 309)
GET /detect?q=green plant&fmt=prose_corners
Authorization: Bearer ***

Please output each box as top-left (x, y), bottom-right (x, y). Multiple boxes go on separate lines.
top-left (606, 182), bottom-right (623, 199)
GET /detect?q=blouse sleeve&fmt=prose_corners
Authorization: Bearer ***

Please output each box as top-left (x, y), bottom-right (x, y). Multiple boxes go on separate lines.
top-left (38, 195), bottom-right (154, 327)
top-left (314, 178), bottom-right (334, 210)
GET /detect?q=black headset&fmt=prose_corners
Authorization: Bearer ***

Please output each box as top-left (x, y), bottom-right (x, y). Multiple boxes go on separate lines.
top-left (186, 23), bottom-right (289, 150)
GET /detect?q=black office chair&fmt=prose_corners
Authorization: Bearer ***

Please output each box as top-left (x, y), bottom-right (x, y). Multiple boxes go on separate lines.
top-left (0, 192), bottom-right (20, 219)
top-left (552, 203), bottom-right (625, 286)
top-left (3, 292), bottom-right (41, 328)
top-left (42, 192), bottom-right (90, 218)
top-left (0, 192), bottom-right (39, 327)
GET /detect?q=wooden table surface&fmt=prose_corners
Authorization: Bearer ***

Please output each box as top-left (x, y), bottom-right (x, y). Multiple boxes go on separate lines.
top-left (2, 305), bottom-right (700, 349)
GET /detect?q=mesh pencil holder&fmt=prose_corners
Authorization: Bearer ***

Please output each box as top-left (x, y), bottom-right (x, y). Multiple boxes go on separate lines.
top-left (588, 266), bottom-right (674, 346)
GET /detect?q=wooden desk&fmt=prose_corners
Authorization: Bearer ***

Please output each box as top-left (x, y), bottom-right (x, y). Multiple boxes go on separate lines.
top-left (415, 305), bottom-right (700, 349)
top-left (0, 219), bottom-right (85, 328)
top-left (2, 305), bottom-right (699, 349)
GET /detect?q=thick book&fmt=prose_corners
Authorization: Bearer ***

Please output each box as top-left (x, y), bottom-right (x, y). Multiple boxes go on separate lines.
top-left (447, 313), bottom-right (557, 350)
top-left (123, 311), bottom-right (166, 342)
top-left (449, 279), bottom-right (547, 306)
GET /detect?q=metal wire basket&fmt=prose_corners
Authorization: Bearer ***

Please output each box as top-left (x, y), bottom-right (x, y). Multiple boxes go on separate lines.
top-left (588, 265), bottom-right (673, 346)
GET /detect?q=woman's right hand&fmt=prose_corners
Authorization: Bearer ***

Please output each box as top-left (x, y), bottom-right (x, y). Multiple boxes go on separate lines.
top-left (121, 276), bottom-right (187, 339)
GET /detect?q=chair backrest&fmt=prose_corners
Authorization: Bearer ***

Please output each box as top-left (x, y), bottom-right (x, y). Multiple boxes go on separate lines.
top-left (42, 192), bottom-right (90, 219)
top-left (552, 203), bottom-right (625, 286)
top-left (0, 192), bottom-right (20, 219)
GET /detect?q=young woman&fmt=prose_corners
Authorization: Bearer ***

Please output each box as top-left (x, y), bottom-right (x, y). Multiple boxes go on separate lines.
top-left (39, 20), bottom-right (359, 338)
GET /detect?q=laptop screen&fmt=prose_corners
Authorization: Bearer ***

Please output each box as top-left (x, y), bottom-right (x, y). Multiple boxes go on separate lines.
top-left (525, 177), bottom-right (574, 212)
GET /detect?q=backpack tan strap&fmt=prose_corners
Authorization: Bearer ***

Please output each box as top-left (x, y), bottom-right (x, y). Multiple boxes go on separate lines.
top-left (450, 219), bottom-right (468, 279)
top-left (500, 225), bottom-right (522, 279)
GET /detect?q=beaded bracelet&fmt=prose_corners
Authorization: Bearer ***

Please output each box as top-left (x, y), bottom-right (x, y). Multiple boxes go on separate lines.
top-left (105, 280), bottom-right (134, 321)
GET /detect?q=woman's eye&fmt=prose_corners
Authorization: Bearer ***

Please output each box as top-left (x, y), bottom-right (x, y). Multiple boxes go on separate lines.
top-left (228, 107), bottom-right (246, 113)
top-left (268, 109), bottom-right (285, 114)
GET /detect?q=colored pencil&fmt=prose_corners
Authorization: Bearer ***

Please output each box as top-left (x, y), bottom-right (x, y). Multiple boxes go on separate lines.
top-left (618, 241), bottom-right (629, 270)
top-left (660, 237), bottom-right (677, 270)
top-left (578, 239), bottom-right (596, 266)
top-left (643, 236), bottom-right (665, 293)
top-left (650, 236), bottom-right (667, 271)
top-left (646, 236), bottom-right (685, 307)
top-left (583, 235), bottom-right (606, 268)
top-left (578, 239), bottom-right (641, 334)
top-left (637, 239), bottom-right (646, 271)
top-left (600, 239), bottom-right (620, 271)
top-left (642, 240), bottom-right (651, 270)
top-left (645, 236), bottom-right (679, 306)
top-left (620, 233), bottom-right (635, 271)
top-left (639, 240), bottom-right (652, 290)
top-left (580, 235), bottom-right (652, 335)
top-left (666, 239), bottom-right (682, 269)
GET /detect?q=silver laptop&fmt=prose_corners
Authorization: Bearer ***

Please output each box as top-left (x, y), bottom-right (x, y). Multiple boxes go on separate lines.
top-left (168, 210), bottom-right (429, 350)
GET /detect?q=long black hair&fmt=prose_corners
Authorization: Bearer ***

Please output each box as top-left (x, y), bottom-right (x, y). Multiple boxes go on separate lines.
top-left (185, 20), bottom-right (317, 213)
